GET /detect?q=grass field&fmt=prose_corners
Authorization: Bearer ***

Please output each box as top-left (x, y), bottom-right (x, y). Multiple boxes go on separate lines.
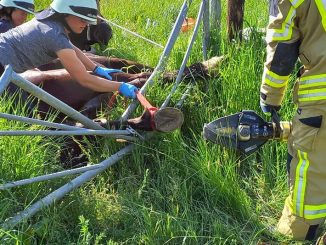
top-left (0, 0), bottom-right (301, 244)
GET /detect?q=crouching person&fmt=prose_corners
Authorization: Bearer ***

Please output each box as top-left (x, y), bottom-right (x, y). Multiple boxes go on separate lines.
top-left (0, 0), bottom-right (138, 167)
top-left (0, 0), bottom-right (184, 168)
top-left (68, 0), bottom-right (112, 52)
top-left (0, 0), bottom-right (138, 110)
top-left (0, 0), bottom-right (34, 32)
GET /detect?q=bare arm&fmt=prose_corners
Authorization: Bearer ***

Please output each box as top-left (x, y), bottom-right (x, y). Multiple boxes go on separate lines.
top-left (56, 48), bottom-right (121, 92)
top-left (72, 45), bottom-right (97, 71)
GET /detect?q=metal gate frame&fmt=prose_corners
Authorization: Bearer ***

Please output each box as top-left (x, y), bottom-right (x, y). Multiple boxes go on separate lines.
top-left (0, 0), bottom-right (220, 228)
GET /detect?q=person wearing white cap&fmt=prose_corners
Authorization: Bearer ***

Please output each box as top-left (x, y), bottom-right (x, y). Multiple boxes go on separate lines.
top-left (0, 0), bottom-right (34, 32)
top-left (0, 0), bottom-right (138, 100)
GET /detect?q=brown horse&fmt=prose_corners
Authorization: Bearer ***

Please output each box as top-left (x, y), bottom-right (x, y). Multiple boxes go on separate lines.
top-left (19, 56), bottom-right (223, 168)
top-left (21, 55), bottom-right (223, 120)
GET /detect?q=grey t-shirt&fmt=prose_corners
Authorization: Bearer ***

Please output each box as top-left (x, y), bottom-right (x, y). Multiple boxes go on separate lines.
top-left (0, 18), bottom-right (73, 73)
top-left (0, 19), bottom-right (14, 34)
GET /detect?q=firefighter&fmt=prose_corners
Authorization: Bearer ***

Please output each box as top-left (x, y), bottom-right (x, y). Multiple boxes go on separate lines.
top-left (260, 0), bottom-right (326, 242)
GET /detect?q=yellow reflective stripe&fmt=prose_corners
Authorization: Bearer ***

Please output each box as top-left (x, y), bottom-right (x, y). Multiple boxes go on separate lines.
top-left (298, 88), bottom-right (326, 102)
top-left (315, 0), bottom-right (326, 31)
top-left (263, 69), bottom-right (289, 88)
top-left (285, 196), bottom-right (294, 213)
top-left (304, 203), bottom-right (326, 219)
top-left (293, 150), bottom-right (309, 217)
top-left (299, 74), bottom-right (326, 88)
top-left (290, 0), bottom-right (305, 8)
top-left (267, 7), bottom-right (296, 41)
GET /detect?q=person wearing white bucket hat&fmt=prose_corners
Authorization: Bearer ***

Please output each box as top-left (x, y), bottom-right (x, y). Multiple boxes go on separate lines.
top-left (0, 0), bottom-right (33, 14)
top-left (0, 0), bottom-right (138, 100)
top-left (0, 0), bottom-right (34, 32)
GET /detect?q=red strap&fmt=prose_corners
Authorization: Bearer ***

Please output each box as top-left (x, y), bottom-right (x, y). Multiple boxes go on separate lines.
top-left (108, 91), bottom-right (158, 130)
top-left (136, 91), bottom-right (157, 130)
top-left (107, 92), bottom-right (119, 109)
top-left (136, 91), bottom-right (155, 110)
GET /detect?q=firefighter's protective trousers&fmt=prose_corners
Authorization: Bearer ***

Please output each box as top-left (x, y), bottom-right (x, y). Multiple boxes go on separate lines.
top-left (260, 0), bottom-right (326, 241)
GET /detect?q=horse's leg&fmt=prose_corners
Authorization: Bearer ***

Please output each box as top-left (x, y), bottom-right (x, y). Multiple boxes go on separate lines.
top-left (26, 55), bottom-right (224, 119)
top-left (37, 59), bottom-right (65, 71)
top-left (19, 69), bottom-right (102, 168)
top-left (37, 52), bottom-right (224, 82)
top-left (110, 56), bottom-right (225, 84)
top-left (161, 56), bottom-right (225, 82)
top-left (85, 54), bottom-right (154, 74)
top-left (37, 53), bottom-right (154, 74)
top-left (20, 69), bottom-right (105, 119)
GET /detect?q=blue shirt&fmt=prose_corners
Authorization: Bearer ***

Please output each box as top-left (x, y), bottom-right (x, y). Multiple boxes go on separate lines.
top-left (0, 18), bottom-right (73, 73)
top-left (0, 19), bottom-right (14, 33)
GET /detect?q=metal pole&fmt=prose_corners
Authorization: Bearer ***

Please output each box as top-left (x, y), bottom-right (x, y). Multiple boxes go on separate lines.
top-left (202, 0), bottom-right (210, 60)
top-left (0, 129), bottom-right (132, 136)
top-left (0, 164), bottom-right (104, 190)
top-left (210, 0), bottom-right (221, 31)
top-left (97, 16), bottom-right (164, 49)
top-left (0, 113), bottom-right (83, 131)
top-left (1, 0), bottom-right (195, 228)
top-left (1, 144), bottom-right (134, 229)
top-left (161, 0), bottom-right (205, 108)
top-left (0, 65), bottom-right (12, 96)
top-left (176, 83), bottom-right (193, 109)
top-left (121, 0), bottom-right (192, 121)
top-left (9, 69), bottom-right (105, 130)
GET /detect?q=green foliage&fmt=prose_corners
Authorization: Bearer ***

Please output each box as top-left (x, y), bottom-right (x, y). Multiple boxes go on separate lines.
top-left (0, 0), bottom-right (299, 244)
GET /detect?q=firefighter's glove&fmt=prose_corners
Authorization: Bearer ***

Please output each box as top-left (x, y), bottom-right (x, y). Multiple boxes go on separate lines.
top-left (93, 66), bottom-right (122, 80)
top-left (260, 101), bottom-right (281, 117)
top-left (119, 82), bottom-right (138, 99)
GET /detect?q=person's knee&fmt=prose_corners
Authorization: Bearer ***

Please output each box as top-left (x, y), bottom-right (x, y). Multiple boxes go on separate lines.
top-left (277, 204), bottom-right (324, 241)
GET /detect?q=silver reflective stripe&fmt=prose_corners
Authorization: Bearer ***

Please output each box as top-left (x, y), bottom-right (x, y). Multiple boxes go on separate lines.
top-left (305, 208), bottom-right (326, 216)
top-left (295, 151), bottom-right (308, 215)
top-left (300, 77), bottom-right (326, 86)
top-left (320, 0), bottom-right (326, 9)
top-left (290, 0), bottom-right (300, 6)
top-left (299, 91), bottom-right (326, 99)
top-left (265, 73), bottom-right (286, 84)
top-left (270, 9), bottom-right (296, 39)
top-left (290, 0), bottom-right (304, 7)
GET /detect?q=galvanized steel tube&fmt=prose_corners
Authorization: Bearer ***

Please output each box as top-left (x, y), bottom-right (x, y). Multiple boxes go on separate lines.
top-left (121, 0), bottom-right (192, 120)
top-left (2, 145), bottom-right (134, 229)
top-left (0, 65), bottom-right (12, 96)
top-left (10, 72), bottom-right (105, 130)
top-left (0, 164), bottom-right (103, 190)
top-left (161, 0), bottom-right (205, 108)
top-left (0, 112), bottom-right (83, 131)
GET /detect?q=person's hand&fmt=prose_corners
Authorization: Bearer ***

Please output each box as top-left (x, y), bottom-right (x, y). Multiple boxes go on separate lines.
top-left (94, 66), bottom-right (122, 80)
top-left (119, 82), bottom-right (138, 99)
top-left (260, 101), bottom-right (281, 117)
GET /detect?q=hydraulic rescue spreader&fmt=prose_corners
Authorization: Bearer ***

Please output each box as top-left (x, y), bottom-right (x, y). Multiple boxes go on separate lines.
top-left (203, 110), bottom-right (292, 154)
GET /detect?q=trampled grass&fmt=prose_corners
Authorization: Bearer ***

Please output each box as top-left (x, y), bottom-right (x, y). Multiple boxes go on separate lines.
top-left (0, 0), bottom-right (301, 244)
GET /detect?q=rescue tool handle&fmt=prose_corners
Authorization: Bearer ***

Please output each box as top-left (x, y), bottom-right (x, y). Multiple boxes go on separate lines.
top-left (271, 108), bottom-right (281, 132)
top-left (108, 91), bottom-right (158, 111)
top-left (136, 91), bottom-right (157, 110)
top-left (135, 91), bottom-right (158, 130)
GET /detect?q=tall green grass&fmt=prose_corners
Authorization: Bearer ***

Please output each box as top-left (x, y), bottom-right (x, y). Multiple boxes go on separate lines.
top-left (0, 0), bottom-right (301, 244)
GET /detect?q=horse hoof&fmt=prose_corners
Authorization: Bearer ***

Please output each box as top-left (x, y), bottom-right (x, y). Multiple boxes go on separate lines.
top-left (201, 55), bottom-right (225, 77)
top-left (154, 107), bottom-right (184, 132)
